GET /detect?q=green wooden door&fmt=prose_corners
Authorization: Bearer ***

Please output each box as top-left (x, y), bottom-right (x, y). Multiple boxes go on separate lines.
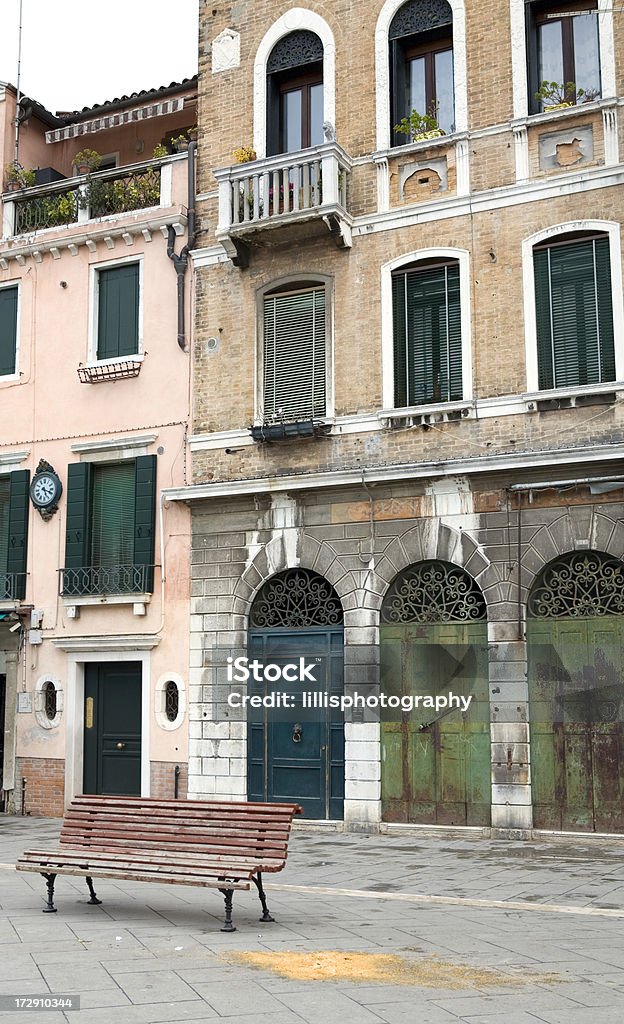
top-left (381, 622), bottom-right (490, 825)
top-left (83, 663), bottom-right (142, 796)
top-left (528, 616), bottom-right (624, 832)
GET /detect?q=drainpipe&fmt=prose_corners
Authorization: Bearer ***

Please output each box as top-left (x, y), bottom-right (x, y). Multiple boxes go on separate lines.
top-left (167, 141), bottom-right (197, 351)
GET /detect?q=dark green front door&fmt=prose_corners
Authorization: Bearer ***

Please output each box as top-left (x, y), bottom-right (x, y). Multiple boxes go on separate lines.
top-left (83, 663), bottom-right (141, 795)
top-left (247, 628), bottom-right (344, 819)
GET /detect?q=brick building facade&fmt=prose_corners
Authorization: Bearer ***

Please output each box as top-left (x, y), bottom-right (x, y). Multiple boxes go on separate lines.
top-left (170, 0), bottom-right (624, 833)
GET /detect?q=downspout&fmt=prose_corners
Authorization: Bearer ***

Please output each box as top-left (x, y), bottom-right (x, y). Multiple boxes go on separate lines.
top-left (167, 140), bottom-right (197, 351)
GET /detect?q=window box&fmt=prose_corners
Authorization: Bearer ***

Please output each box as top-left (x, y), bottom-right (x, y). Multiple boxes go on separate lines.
top-left (77, 358), bottom-right (143, 384)
top-left (250, 421), bottom-right (330, 443)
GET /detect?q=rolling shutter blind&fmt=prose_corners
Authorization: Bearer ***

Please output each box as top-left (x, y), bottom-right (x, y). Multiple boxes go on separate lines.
top-left (6, 470), bottom-right (30, 598)
top-left (65, 462), bottom-right (92, 569)
top-left (534, 237), bottom-right (615, 390)
top-left (0, 286), bottom-right (18, 376)
top-left (263, 287), bottom-right (326, 421)
top-left (392, 263), bottom-right (462, 406)
top-left (90, 462), bottom-right (135, 568)
top-left (97, 263), bottom-right (139, 360)
top-left (0, 477), bottom-right (10, 575)
top-left (133, 454), bottom-right (156, 593)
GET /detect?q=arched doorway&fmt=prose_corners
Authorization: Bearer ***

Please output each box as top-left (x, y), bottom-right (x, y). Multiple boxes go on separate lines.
top-left (380, 560), bottom-right (490, 825)
top-left (247, 569), bottom-right (344, 819)
top-left (528, 550), bottom-right (624, 832)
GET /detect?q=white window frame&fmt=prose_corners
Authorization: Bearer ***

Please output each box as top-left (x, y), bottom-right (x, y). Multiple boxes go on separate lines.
top-left (0, 279), bottom-right (20, 383)
top-left (509, 0), bottom-right (616, 119)
top-left (34, 674), bottom-right (63, 730)
top-left (381, 248), bottom-right (472, 410)
top-left (253, 8), bottom-right (336, 159)
top-left (87, 254), bottom-right (144, 366)
top-left (522, 220), bottom-right (624, 393)
top-left (155, 672), bottom-right (186, 731)
top-left (375, 0), bottom-right (468, 152)
top-left (255, 274), bottom-right (334, 424)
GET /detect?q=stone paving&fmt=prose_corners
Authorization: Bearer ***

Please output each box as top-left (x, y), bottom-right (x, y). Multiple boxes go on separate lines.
top-left (1, 817), bottom-right (624, 1022)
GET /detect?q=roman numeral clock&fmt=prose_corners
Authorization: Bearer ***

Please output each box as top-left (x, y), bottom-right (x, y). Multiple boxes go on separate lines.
top-left (29, 460), bottom-right (63, 521)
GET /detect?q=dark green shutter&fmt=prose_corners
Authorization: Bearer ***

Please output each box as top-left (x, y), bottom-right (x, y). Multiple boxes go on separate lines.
top-left (263, 287), bottom-right (326, 421)
top-left (90, 463), bottom-right (135, 568)
top-left (0, 286), bottom-right (18, 377)
top-left (97, 264), bottom-right (139, 359)
top-left (6, 470), bottom-right (29, 599)
top-left (534, 237), bottom-right (615, 390)
top-left (65, 462), bottom-right (92, 569)
top-left (133, 455), bottom-right (156, 593)
top-left (0, 477), bottom-right (9, 576)
top-left (392, 263), bottom-right (462, 406)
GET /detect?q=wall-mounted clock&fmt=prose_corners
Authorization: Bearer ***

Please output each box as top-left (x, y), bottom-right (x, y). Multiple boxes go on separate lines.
top-left (30, 460), bottom-right (63, 520)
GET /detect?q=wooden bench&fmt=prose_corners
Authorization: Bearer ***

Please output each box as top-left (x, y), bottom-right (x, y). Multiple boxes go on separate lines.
top-left (16, 795), bottom-right (302, 931)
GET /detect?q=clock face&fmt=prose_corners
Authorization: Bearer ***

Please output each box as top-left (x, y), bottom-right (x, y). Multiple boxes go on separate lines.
top-left (31, 473), bottom-right (61, 508)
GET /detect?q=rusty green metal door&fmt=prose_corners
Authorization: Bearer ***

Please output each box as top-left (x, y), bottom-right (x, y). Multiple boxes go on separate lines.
top-left (528, 616), bottom-right (624, 832)
top-left (381, 621), bottom-right (490, 825)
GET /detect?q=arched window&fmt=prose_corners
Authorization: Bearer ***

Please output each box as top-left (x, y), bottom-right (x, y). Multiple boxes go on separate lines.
top-left (533, 232), bottom-right (615, 390)
top-left (381, 560), bottom-right (486, 622)
top-left (392, 256), bottom-right (462, 406)
top-left (526, 1), bottom-right (601, 114)
top-left (529, 551), bottom-right (624, 618)
top-left (43, 680), bottom-right (57, 720)
top-left (250, 569), bottom-right (343, 628)
top-left (267, 30), bottom-right (324, 155)
top-left (165, 680), bottom-right (180, 723)
top-left (390, 0), bottom-right (454, 142)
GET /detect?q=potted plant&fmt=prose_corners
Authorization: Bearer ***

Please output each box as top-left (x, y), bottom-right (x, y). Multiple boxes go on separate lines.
top-left (152, 143), bottom-right (168, 158)
top-left (188, 126), bottom-right (198, 142)
top-left (3, 161), bottom-right (35, 191)
top-left (171, 134), bottom-right (189, 153)
top-left (535, 81), bottom-right (599, 112)
top-left (232, 145), bottom-right (257, 164)
top-left (394, 108), bottom-right (445, 143)
top-left (74, 148), bottom-right (102, 174)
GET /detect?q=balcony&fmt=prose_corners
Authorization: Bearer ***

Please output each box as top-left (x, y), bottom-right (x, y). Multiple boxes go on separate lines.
top-left (0, 572), bottom-right (26, 601)
top-left (214, 142), bottom-right (353, 266)
top-left (60, 564), bottom-right (152, 598)
top-left (2, 156), bottom-right (183, 240)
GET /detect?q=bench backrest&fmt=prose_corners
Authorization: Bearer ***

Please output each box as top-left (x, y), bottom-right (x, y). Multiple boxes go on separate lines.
top-left (60, 796), bottom-right (303, 865)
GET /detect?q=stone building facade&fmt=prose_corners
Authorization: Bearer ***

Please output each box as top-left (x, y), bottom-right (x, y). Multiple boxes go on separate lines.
top-left (173, 0), bottom-right (624, 833)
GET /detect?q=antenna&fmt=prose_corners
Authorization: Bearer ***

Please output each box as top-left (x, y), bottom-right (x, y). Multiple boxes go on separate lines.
top-left (14, 0), bottom-right (24, 164)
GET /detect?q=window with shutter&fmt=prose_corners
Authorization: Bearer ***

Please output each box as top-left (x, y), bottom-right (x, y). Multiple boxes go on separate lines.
top-left (389, 0), bottom-right (454, 142)
top-left (0, 471), bottom-right (29, 600)
top-left (263, 285), bottom-right (326, 422)
top-left (392, 261), bottom-right (462, 406)
top-left (0, 477), bottom-right (9, 577)
top-left (0, 285), bottom-right (18, 377)
top-left (90, 463), bottom-right (135, 568)
top-left (533, 235), bottom-right (615, 390)
top-left (96, 263), bottom-right (140, 360)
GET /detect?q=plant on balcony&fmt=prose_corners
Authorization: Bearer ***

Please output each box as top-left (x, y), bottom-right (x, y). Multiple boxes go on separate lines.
top-left (535, 81), bottom-right (600, 111)
top-left (40, 191), bottom-right (79, 227)
top-left (81, 166), bottom-right (161, 217)
top-left (232, 145), bottom-right (257, 163)
top-left (394, 108), bottom-right (445, 143)
top-left (74, 148), bottom-right (102, 174)
top-left (152, 143), bottom-right (168, 158)
top-left (171, 134), bottom-right (189, 153)
top-left (4, 161), bottom-right (35, 191)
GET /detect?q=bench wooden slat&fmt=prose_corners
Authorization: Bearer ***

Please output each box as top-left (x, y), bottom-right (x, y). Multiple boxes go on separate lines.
top-left (18, 848), bottom-right (285, 871)
top-left (16, 862), bottom-right (252, 889)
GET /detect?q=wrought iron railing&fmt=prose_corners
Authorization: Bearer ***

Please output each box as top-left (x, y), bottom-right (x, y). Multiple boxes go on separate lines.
top-left (14, 187), bottom-right (79, 233)
top-left (60, 564), bottom-right (151, 597)
top-left (87, 166), bottom-right (161, 217)
top-left (214, 142), bottom-right (351, 235)
top-left (0, 572), bottom-right (26, 601)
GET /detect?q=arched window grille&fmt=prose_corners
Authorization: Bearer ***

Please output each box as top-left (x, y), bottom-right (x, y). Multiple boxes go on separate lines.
top-left (250, 569), bottom-right (344, 628)
top-left (528, 551), bottom-right (624, 618)
top-left (381, 560), bottom-right (486, 623)
top-left (43, 680), bottom-right (57, 721)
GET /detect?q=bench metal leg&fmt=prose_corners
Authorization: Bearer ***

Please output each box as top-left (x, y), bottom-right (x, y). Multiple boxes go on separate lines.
top-left (41, 872), bottom-right (57, 913)
top-left (218, 887), bottom-right (236, 932)
top-left (86, 877), bottom-right (102, 905)
top-left (252, 872), bottom-right (275, 923)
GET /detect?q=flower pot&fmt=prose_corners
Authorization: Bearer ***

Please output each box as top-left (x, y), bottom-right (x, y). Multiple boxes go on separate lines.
top-left (6, 181), bottom-right (21, 192)
top-left (413, 129), bottom-right (445, 142)
top-left (544, 102), bottom-right (573, 112)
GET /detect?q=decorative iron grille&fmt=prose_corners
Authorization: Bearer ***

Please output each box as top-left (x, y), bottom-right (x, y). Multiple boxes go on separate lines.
top-left (77, 360), bottom-right (143, 383)
top-left (60, 564), bottom-right (150, 597)
top-left (0, 573), bottom-right (26, 600)
top-left (43, 681), bottom-right (57, 721)
top-left (528, 551), bottom-right (624, 618)
top-left (381, 560), bottom-right (486, 623)
top-left (14, 188), bottom-right (79, 233)
top-left (165, 680), bottom-right (180, 722)
top-left (87, 166), bottom-right (161, 218)
top-left (250, 569), bottom-right (344, 628)
top-left (267, 30), bottom-right (324, 73)
top-left (389, 0), bottom-right (453, 39)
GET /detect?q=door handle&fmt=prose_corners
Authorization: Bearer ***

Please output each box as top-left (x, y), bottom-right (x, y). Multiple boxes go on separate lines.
top-left (116, 741), bottom-right (127, 750)
top-left (292, 723), bottom-right (303, 744)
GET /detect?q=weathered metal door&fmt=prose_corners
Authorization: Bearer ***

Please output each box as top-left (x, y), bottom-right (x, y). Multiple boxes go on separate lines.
top-left (83, 663), bottom-right (142, 796)
top-left (247, 569), bottom-right (344, 820)
top-left (528, 617), bottom-right (624, 832)
top-left (380, 561), bottom-right (490, 826)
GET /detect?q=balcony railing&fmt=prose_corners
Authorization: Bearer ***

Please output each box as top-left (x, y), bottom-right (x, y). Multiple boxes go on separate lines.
top-left (214, 142), bottom-right (352, 261)
top-left (60, 564), bottom-right (151, 597)
top-left (7, 158), bottom-right (171, 236)
top-left (0, 572), bottom-right (26, 601)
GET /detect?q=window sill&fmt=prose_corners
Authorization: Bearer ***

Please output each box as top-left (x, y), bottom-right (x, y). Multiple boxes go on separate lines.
top-left (63, 593), bottom-right (151, 618)
top-left (517, 98), bottom-right (610, 129)
top-left (379, 400), bottom-right (474, 428)
top-left (379, 130), bottom-right (467, 161)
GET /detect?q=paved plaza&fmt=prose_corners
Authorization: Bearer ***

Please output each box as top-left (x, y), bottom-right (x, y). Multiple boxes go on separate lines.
top-left (1, 818), bottom-right (624, 1023)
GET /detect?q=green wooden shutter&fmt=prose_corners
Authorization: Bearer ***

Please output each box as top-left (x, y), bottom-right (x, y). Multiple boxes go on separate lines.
top-left (6, 470), bottom-right (30, 598)
top-left (0, 477), bottom-right (11, 579)
top-left (133, 455), bottom-right (156, 593)
top-left (97, 263), bottom-right (139, 360)
top-left (393, 263), bottom-right (462, 406)
top-left (263, 287), bottom-right (326, 421)
top-left (64, 462), bottom-right (93, 570)
top-left (535, 237), bottom-right (615, 390)
top-left (0, 286), bottom-right (18, 377)
top-left (90, 463), bottom-right (135, 568)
